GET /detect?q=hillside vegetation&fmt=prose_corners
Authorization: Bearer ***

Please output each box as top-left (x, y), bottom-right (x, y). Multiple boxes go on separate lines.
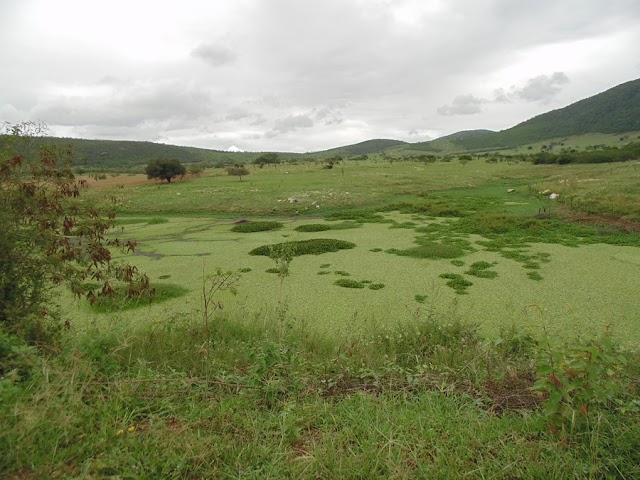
top-left (412, 78), bottom-right (640, 152)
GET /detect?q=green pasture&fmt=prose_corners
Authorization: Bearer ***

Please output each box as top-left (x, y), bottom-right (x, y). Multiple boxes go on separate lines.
top-left (65, 209), bottom-right (640, 343)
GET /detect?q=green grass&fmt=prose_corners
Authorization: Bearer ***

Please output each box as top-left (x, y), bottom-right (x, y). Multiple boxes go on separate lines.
top-left (5, 158), bottom-right (640, 478)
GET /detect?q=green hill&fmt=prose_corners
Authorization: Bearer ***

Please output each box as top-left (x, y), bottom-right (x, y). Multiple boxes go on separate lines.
top-left (309, 139), bottom-right (408, 158)
top-left (0, 136), bottom-right (300, 170)
top-left (422, 78), bottom-right (640, 152)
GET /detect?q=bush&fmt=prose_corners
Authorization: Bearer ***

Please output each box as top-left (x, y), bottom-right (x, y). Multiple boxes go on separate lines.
top-left (249, 239), bottom-right (356, 257)
top-left (231, 221), bottom-right (284, 233)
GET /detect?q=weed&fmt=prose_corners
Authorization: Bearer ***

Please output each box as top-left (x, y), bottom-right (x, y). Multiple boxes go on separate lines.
top-left (295, 221), bottom-right (360, 232)
top-left (334, 271), bottom-right (351, 276)
top-left (317, 270), bottom-right (331, 275)
top-left (533, 330), bottom-right (630, 435)
top-left (147, 217), bottom-right (169, 224)
top-left (415, 294), bottom-right (427, 303)
top-left (370, 248), bottom-right (383, 252)
top-left (368, 283), bottom-right (385, 290)
top-left (238, 267), bottom-right (252, 273)
top-left (451, 259), bottom-right (465, 267)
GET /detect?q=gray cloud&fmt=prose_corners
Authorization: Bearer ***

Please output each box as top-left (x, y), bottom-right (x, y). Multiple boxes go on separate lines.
top-left (266, 114), bottom-right (314, 138)
top-left (191, 44), bottom-right (237, 67)
top-left (1, 0), bottom-right (639, 151)
top-left (437, 95), bottom-right (485, 116)
top-left (513, 72), bottom-right (570, 102)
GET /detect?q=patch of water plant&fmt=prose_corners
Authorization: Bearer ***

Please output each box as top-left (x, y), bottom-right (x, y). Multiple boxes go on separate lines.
top-left (249, 239), bottom-right (356, 257)
top-left (231, 221), bottom-right (284, 233)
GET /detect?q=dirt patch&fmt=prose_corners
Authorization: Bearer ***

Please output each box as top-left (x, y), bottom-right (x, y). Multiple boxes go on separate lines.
top-left (558, 206), bottom-right (640, 233)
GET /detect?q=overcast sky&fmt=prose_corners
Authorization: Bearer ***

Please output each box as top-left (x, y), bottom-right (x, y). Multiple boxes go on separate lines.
top-left (1, 0), bottom-right (639, 152)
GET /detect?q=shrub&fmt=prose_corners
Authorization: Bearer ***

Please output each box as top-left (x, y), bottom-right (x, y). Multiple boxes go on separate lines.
top-left (249, 239), bottom-right (356, 257)
top-left (231, 221), bottom-right (284, 233)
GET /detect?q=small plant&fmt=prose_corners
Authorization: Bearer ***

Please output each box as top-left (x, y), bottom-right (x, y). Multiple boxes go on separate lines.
top-left (368, 283), bottom-right (385, 290)
top-left (533, 330), bottom-right (629, 435)
top-left (231, 221), bottom-right (284, 233)
top-left (415, 294), bottom-right (427, 303)
top-left (148, 217), bottom-right (169, 224)
top-left (334, 279), bottom-right (365, 289)
top-left (334, 270), bottom-right (351, 276)
top-left (370, 248), bottom-right (383, 252)
top-left (320, 263), bottom-right (331, 268)
top-left (317, 270), bottom-right (331, 275)
top-left (265, 268), bottom-right (280, 274)
top-left (158, 274), bottom-right (171, 279)
top-left (238, 267), bottom-right (252, 273)
top-left (451, 259), bottom-right (465, 267)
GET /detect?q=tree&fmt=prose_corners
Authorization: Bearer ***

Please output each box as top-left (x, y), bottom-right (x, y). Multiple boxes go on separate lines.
top-left (1, 122), bottom-right (151, 343)
top-left (226, 166), bottom-right (250, 181)
top-left (145, 158), bottom-right (186, 183)
top-left (253, 153), bottom-right (280, 168)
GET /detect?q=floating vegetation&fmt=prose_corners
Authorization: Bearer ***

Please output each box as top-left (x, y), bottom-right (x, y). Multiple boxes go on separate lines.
top-left (386, 242), bottom-right (464, 259)
top-left (231, 221), bottom-right (284, 233)
top-left (249, 239), bottom-right (356, 257)
top-left (465, 261), bottom-right (498, 279)
top-left (334, 279), bottom-right (365, 289)
top-left (439, 273), bottom-right (473, 294)
top-left (88, 284), bottom-right (189, 313)
top-left (295, 221), bottom-right (361, 232)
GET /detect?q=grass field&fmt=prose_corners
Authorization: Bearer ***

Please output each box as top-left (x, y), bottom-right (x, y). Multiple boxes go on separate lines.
top-left (4, 157), bottom-right (640, 478)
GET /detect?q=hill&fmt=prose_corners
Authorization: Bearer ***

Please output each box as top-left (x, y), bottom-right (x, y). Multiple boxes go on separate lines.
top-left (0, 135), bottom-right (297, 171)
top-left (412, 78), bottom-right (640, 152)
top-left (309, 138), bottom-right (408, 158)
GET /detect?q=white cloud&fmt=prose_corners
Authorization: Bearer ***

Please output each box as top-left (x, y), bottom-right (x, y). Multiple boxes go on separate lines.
top-left (0, 0), bottom-right (639, 151)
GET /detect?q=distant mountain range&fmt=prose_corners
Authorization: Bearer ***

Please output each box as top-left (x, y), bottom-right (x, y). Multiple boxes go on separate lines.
top-left (2, 78), bottom-right (638, 168)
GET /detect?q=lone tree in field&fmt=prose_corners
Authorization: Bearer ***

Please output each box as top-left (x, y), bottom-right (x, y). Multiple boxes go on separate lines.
top-left (253, 153), bottom-right (280, 168)
top-left (145, 158), bottom-right (186, 183)
top-left (226, 166), bottom-right (250, 181)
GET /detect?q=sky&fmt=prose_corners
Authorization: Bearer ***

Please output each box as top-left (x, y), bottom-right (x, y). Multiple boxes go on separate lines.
top-left (1, 0), bottom-right (639, 153)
